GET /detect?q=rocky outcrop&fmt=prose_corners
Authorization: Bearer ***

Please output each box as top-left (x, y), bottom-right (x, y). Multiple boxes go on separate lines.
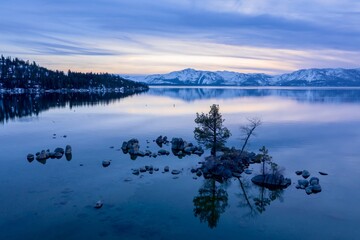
top-left (251, 174), bottom-right (291, 189)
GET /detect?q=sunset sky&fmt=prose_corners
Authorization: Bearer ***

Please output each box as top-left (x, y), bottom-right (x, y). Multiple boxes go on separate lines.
top-left (1, 0), bottom-right (360, 75)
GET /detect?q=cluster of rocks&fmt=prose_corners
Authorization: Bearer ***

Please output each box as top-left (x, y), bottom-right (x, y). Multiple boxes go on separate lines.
top-left (27, 145), bottom-right (72, 164)
top-left (171, 138), bottom-right (204, 158)
top-left (187, 149), bottom-right (259, 183)
top-left (121, 138), bottom-right (171, 159)
top-left (251, 174), bottom-right (291, 189)
top-left (295, 170), bottom-right (323, 194)
top-left (131, 165), bottom-right (182, 175)
top-left (155, 135), bottom-right (169, 147)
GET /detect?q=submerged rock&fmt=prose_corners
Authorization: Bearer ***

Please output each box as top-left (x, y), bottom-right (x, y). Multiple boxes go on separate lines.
top-left (65, 145), bottom-right (72, 154)
top-left (319, 171), bottom-right (328, 176)
top-left (164, 166), bottom-right (170, 172)
top-left (94, 200), bottom-right (103, 209)
top-left (297, 179), bottom-right (309, 189)
top-left (295, 171), bottom-right (303, 175)
top-left (171, 170), bottom-right (181, 175)
top-left (302, 170), bottom-right (310, 179)
top-left (132, 169), bottom-right (140, 175)
top-left (102, 160), bottom-right (111, 167)
top-left (54, 148), bottom-right (65, 154)
top-left (27, 154), bottom-right (35, 162)
top-left (309, 177), bottom-right (319, 186)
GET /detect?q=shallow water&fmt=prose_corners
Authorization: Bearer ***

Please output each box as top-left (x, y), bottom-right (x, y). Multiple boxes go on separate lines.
top-left (1, 87), bottom-right (360, 240)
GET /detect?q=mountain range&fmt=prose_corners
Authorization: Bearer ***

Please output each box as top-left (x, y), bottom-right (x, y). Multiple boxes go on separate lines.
top-left (123, 68), bottom-right (360, 86)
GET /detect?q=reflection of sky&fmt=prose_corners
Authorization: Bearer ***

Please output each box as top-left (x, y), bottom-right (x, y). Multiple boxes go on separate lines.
top-left (96, 94), bottom-right (360, 123)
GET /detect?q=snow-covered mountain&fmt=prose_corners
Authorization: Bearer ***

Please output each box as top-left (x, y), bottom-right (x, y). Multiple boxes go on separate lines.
top-left (123, 68), bottom-right (360, 86)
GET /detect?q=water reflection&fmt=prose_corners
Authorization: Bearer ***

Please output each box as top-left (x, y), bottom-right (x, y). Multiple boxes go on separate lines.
top-left (194, 176), bottom-right (286, 228)
top-left (149, 87), bottom-right (360, 103)
top-left (0, 91), bottom-right (144, 123)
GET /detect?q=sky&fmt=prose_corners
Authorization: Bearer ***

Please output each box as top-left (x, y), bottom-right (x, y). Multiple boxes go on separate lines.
top-left (1, 0), bottom-right (360, 75)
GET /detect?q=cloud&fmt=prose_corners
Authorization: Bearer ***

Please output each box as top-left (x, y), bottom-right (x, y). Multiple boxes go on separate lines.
top-left (0, 0), bottom-right (360, 73)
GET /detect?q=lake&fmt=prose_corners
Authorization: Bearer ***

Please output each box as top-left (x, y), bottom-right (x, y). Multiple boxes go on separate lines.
top-left (1, 87), bottom-right (360, 240)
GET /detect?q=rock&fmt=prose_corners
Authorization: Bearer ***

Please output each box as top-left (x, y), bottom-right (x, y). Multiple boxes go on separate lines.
top-left (152, 153), bottom-right (157, 158)
top-left (193, 150), bottom-right (204, 156)
top-left (121, 141), bottom-right (128, 152)
top-left (154, 168), bottom-right (159, 171)
top-left (305, 186), bottom-right (313, 195)
top-left (36, 150), bottom-right (48, 161)
top-left (158, 149), bottom-right (169, 155)
top-left (124, 177), bottom-right (132, 182)
top-left (309, 177), bottom-right (319, 186)
top-left (311, 184), bottom-right (322, 193)
top-left (171, 170), bottom-right (181, 175)
top-left (298, 179), bottom-right (309, 189)
top-left (156, 135), bottom-right (164, 147)
top-left (295, 171), bottom-right (303, 175)
top-left (302, 170), bottom-right (310, 179)
top-left (232, 172), bottom-right (242, 178)
top-left (35, 152), bottom-right (40, 156)
top-left (149, 170), bottom-right (153, 174)
top-left (251, 174), bottom-right (291, 189)
top-left (244, 169), bottom-right (252, 175)
top-left (132, 169), bottom-right (140, 175)
top-left (102, 160), bottom-right (111, 167)
top-left (139, 167), bottom-right (147, 173)
top-left (65, 153), bottom-right (72, 161)
top-left (137, 151), bottom-right (145, 157)
top-left (193, 177), bottom-right (198, 180)
top-left (54, 152), bottom-right (63, 159)
top-left (319, 171), bottom-right (328, 176)
top-left (48, 152), bottom-right (56, 159)
top-left (190, 168), bottom-right (197, 173)
top-left (184, 147), bottom-right (193, 154)
top-left (27, 154), bottom-right (35, 162)
top-left (196, 170), bottom-right (202, 177)
top-left (171, 138), bottom-right (185, 151)
top-left (94, 200), bottom-right (103, 209)
top-left (54, 148), bottom-right (64, 154)
top-left (164, 166), bottom-right (170, 172)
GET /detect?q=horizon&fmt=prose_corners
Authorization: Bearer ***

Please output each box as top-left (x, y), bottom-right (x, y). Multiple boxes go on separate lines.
top-left (1, 0), bottom-right (360, 75)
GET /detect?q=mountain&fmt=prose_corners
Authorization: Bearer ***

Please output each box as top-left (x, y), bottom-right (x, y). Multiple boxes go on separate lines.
top-left (125, 68), bottom-right (360, 86)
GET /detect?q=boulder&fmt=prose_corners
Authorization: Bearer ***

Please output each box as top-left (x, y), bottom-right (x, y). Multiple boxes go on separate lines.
top-left (295, 170), bottom-right (303, 175)
top-left (171, 170), bottom-right (181, 175)
top-left (102, 160), bottom-right (111, 167)
top-left (27, 154), bottom-right (35, 162)
top-left (302, 170), bottom-right (310, 179)
top-left (94, 200), bottom-right (103, 209)
top-left (171, 138), bottom-right (185, 151)
top-left (54, 148), bottom-right (64, 154)
top-left (139, 167), bottom-right (147, 172)
top-left (156, 135), bottom-right (164, 147)
top-left (298, 179), bottom-right (309, 189)
top-left (164, 166), bottom-right (170, 172)
top-left (196, 170), bottom-right (202, 177)
top-left (65, 145), bottom-right (72, 154)
top-left (65, 153), bottom-right (72, 161)
top-left (132, 169), bottom-right (140, 175)
top-left (309, 177), bottom-right (319, 186)
top-left (311, 184), bottom-right (322, 193)
top-left (158, 149), bottom-right (169, 155)
top-left (305, 186), bottom-right (313, 195)
top-left (251, 174), bottom-right (291, 189)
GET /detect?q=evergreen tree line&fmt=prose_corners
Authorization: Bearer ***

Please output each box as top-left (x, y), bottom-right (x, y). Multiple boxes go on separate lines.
top-left (0, 55), bottom-right (148, 90)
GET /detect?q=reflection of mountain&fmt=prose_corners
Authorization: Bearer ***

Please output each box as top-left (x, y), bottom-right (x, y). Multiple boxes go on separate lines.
top-left (148, 87), bottom-right (360, 103)
top-left (0, 91), bottom-right (146, 123)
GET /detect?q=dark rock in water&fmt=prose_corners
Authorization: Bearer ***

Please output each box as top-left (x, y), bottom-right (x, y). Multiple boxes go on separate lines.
top-left (48, 152), bottom-right (56, 159)
top-left (319, 171), bottom-right (328, 176)
top-left (244, 169), bottom-right (252, 175)
top-left (251, 174), bottom-right (291, 189)
top-left (54, 148), bottom-right (64, 154)
top-left (158, 149), bottom-right (169, 155)
top-left (196, 170), bottom-right (202, 177)
top-left (36, 150), bottom-right (48, 161)
top-left (184, 147), bottom-right (193, 154)
top-left (139, 167), bottom-right (147, 173)
top-left (102, 160), bottom-right (111, 167)
top-left (54, 152), bottom-right (63, 159)
top-left (297, 179), bottom-right (309, 189)
top-left (171, 138), bottom-right (185, 151)
top-left (232, 172), bottom-right (242, 178)
top-left (302, 170), bottom-right (310, 179)
top-left (124, 177), bottom-right (132, 182)
top-left (295, 171), bottom-right (303, 175)
top-left (94, 200), bottom-right (103, 209)
top-left (36, 152), bottom-right (40, 156)
top-left (121, 141), bottom-right (128, 153)
top-left (65, 145), bottom-right (72, 154)
top-left (171, 170), bottom-right (181, 175)
top-left (164, 166), bottom-right (170, 172)
top-left (190, 168), bottom-right (197, 173)
top-left (27, 154), bottom-right (35, 162)
top-left (305, 186), bottom-right (313, 195)
top-left (154, 167), bottom-right (159, 171)
top-left (65, 153), bottom-right (72, 161)
top-left (149, 170), bottom-right (154, 174)
top-left (156, 135), bottom-right (164, 147)
top-left (311, 184), bottom-right (322, 193)
top-left (132, 169), bottom-right (140, 175)
top-left (309, 177), bottom-right (319, 186)
top-left (137, 151), bottom-right (146, 157)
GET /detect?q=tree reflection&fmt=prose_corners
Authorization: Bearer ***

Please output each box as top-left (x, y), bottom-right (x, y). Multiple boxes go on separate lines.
top-left (0, 91), bottom-right (146, 123)
top-left (193, 179), bottom-right (228, 229)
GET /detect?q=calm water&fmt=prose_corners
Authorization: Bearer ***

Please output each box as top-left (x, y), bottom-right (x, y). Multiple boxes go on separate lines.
top-left (1, 87), bottom-right (360, 240)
